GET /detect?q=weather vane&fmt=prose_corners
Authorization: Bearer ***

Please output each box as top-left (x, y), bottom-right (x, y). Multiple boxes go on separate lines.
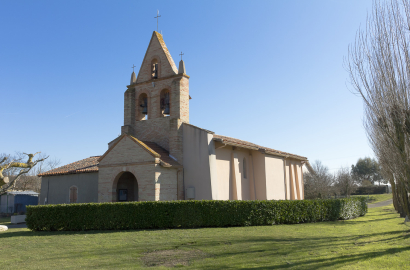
top-left (154, 10), bottom-right (161, 32)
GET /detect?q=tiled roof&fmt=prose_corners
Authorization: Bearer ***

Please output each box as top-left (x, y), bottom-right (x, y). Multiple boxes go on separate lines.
top-left (38, 156), bottom-right (100, 177)
top-left (39, 139), bottom-right (182, 177)
top-left (213, 134), bottom-right (307, 160)
top-left (142, 141), bottom-right (181, 167)
top-left (7, 190), bottom-right (39, 195)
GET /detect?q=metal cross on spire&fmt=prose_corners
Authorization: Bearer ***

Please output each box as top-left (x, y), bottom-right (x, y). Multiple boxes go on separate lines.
top-left (179, 52), bottom-right (184, 61)
top-left (131, 64), bottom-right (136, 72)
top-left (154, 10), bottom-right (161, 32)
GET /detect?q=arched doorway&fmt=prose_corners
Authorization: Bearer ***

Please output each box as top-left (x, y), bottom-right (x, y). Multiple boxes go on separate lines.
top-left (114, 172), bottom-right (138, 202)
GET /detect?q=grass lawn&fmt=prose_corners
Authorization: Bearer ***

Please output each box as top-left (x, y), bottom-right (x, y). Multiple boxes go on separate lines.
top-left (0, 203), bottom-right (409, 269)
top-left (0, 217), bottom-right (11, 226)
top-left (352, 193), bottom-right (392, 204)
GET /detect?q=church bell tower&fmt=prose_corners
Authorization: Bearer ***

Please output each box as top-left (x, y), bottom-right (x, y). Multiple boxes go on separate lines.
top-left (121, 31), bottom-right (189, 163)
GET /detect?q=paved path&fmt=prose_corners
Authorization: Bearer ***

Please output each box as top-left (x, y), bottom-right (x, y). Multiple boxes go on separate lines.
top-left (368, 199), bottom-right (393, 208)
top-left (7, 223), bottom-right (28, 229)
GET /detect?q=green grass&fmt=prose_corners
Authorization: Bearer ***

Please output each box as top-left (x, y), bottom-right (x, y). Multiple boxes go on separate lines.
top-left (0, 217), bottom-right (11, 226)
top-left (352, 193), bottom-right (392, 204)
top-left (0, 202), bottom-right (409, 269)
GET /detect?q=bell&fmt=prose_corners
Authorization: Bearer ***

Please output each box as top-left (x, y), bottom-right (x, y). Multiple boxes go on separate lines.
top-left (142, 106), bottom-right (148, 115)
top-left (141, 98), bottom-right (148, 115)
top-left (164, 104), bottom-right (170, 115)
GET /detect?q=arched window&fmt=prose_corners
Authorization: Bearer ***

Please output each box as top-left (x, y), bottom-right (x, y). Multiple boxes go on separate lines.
top-left (138, 93), bottom-right (148, 120)
top-left (160, 89), bottom-right (170, 116)
top-left (69, 186), bottom-right (78, 203)
top-left (243, 158), bottom-right (247, 179)
top-left (151, 59), bottom-right (159, 79)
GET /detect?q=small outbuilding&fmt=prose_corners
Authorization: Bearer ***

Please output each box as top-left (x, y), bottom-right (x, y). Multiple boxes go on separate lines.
top-left (0, 191), bottom-right (39, 214)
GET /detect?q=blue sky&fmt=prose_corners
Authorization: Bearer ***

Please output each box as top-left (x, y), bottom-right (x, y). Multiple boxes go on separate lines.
top-left (1, 0), bottom-right (374, 173)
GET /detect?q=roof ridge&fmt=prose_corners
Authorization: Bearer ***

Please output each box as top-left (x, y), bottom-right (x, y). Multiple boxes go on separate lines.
top-left (213, 134), bottom-right (307, 160)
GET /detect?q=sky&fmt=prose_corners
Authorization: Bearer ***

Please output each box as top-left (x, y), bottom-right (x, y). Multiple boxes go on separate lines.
top-left (0, 0), bottom-right (375, 173)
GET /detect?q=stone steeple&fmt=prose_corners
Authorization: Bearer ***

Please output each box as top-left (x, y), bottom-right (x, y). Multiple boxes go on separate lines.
top-left (130, 71), bottom-right (136, 84)
top-left (178, 60), bottom-right (186, 74)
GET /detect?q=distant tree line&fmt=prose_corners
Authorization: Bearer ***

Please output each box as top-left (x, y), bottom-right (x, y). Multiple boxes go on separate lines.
top-left (304, 157), bottom-right (386, 200)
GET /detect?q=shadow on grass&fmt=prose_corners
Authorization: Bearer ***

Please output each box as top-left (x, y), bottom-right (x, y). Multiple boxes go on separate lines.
top-left (0, 209), bottom-right (408, 269)
top-left (196, 246), bottom-right (410, 270)
top-left (2, 228), bottom-right (407, 269)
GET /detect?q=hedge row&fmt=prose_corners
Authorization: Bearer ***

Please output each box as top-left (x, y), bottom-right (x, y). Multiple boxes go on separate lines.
top-left (26, 198), bottom-right (367, 231)
top-left (352, 185), bottom-right (388, 195)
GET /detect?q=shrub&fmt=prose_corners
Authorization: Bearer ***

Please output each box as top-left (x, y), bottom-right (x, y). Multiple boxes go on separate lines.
top-left (26, 198), bottom-right (367, 231)
top-left (352, 185), bottom-right (388, 195)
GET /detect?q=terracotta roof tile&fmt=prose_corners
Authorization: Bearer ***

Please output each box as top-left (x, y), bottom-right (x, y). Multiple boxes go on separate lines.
top-left (39, 140), bottom-right (182, 177)
top-left (213, 134), bottom-right (307, 160)
top-left (38, 156), bottom-right (100, 177)
top-left (142, 141), bottom-right (182, 167)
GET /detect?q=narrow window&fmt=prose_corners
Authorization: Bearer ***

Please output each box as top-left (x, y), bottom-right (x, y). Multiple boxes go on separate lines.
top-left (243, 158), bottom-right (247, 179)
top-left (69, 186), bottom-right (78, 203)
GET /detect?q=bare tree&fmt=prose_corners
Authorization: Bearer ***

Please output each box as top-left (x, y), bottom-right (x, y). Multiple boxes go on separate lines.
top-left (334, 167), bottom-right (357, 196)
top-left (347, 0), bottom-right (410, 217)
top-left (0, 152), bottom-right (48, 195)
top-left (303, 160), bottom-right (334, 199)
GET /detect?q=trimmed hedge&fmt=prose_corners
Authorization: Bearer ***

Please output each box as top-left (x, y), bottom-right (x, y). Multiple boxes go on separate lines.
top-left (26, 198), bottom-right (367, 231)
top-left (352, 185), bottom-right (388, 195)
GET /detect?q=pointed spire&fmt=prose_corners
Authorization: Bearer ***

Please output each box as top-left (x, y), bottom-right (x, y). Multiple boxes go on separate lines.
top-left (130, 71), bottom-right (136, 84)
top-left (130, 64), bottom-right (137, 84)
top-left (178, 60), bottom-right (186, 74)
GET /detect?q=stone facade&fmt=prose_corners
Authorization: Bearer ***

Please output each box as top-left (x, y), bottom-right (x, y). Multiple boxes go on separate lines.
top-left (98, 135), bottom-right (178, 202)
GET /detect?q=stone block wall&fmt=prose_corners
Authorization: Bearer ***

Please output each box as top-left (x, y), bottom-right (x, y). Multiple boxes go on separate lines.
top-left (98, 164), bottom-right (177, 202)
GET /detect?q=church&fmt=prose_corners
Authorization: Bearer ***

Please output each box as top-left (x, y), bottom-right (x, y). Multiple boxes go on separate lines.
top-left (39, 31), bottom-right (310, 204)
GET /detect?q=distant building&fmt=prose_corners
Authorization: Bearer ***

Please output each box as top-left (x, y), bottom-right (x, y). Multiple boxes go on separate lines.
top-left (39, 31), bottom-right (310, 204)
top-left (0, 191), bottom-right (39, 213)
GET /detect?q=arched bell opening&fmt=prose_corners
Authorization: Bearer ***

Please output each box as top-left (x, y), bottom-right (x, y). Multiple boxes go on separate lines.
top-left (112, 171), bottom-right (138, 202)
top-left (151, 58), bottom-right (159, 79)
top-left (160, 89), bottom-right (171, 117)
top-left (138, 93), bottom-right (149, 120)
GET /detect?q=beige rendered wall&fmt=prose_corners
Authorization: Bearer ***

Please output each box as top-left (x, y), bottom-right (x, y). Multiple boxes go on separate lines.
top-left (215, 146), bottom-right (252, 200)
top-left (236, 149), bottom-right (251, 200)
top-left (182, 124), bottom-right (215, 200)
top-left (284, 159), bottom-right (292, 200)
top-left (293, 161), bottom-right (303, 200)
top-left (214, 143), bottom-right (231, 200)
top-left (264, 155), bottom-right (286, 200)
top-left (284, 159), bottom-right (304, 200)
top-left (252, 150), bottom-right (267, 200)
